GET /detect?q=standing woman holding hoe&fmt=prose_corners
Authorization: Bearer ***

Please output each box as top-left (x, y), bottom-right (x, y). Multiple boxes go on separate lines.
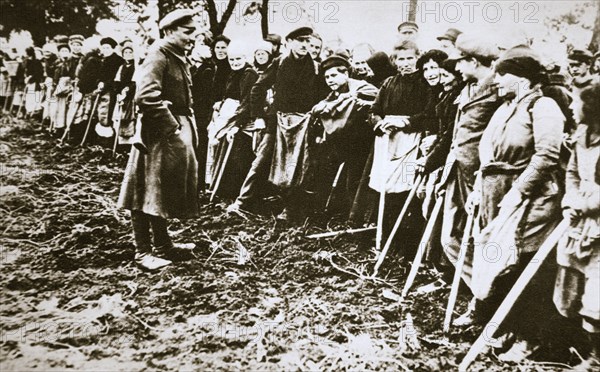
top-left (472, 46), bottom-right (568, 362)
top-left (118, 9), bottom-right (200, 271)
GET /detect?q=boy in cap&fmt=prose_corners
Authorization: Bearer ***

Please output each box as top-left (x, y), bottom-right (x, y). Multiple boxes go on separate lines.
top-left (437, 28), bottom-right (462, 56)
top-left (69, 35), bottom-right (84, 65)
top-left (397, 21), bottom-right (418, 43)
top-left (118, 8), bottom-right (199, 271)
top-left (227, 26), bottom-right (327, 220)
top-left (311, 54), bottom-right (378, 215)
top-left (568, 49), bottom-right (595, 97)
top-left (264, 33), bottom-right (282, 58)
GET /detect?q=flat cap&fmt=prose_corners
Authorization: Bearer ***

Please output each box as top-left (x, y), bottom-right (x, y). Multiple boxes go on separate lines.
top-left (568, 49), bottom-right (593, 64)
top-left (69, 34), bottom-right (85, 44)
top-left (397, 21), bottom-right (419, 32)
top-left (265, 33), bottom-right (282, 45)
top-left (437, 28), bottom-right (462, 43)
top-left (159, 8), bottom-right (195, 31)
top-left (448, 33), bottom-right (499, 62)
top-left (286, 26), bottom-right (313, 41)
top-left (56, 44), bottom-right (70, 52)
top-left (100, 37), bottom-right (118, 48)
top-left (321, 54), bottom-right (351, 72)
top-left (53, 35), bottom-right (69, 44)
top-left (120, 37), bottom-right (133, 47)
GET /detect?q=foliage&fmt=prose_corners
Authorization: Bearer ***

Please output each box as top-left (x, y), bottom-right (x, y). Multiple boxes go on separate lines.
top-left (0, 0), bottom-right (118, 45)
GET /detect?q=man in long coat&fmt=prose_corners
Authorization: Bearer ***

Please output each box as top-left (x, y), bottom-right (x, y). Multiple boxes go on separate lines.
top-left (118, 9), bottom-right (199, 271)
top-left (440, 34), bottom-right (502, 325)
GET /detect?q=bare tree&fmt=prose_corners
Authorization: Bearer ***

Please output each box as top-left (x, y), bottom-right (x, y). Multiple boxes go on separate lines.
top-left (408, 0), bottom-right (418, 22)
top-left (205, 0), bottom-right (238, 36)
top-left (589, 3), bottom-right (600, 53)
top-left (260, 0), bottom-right (269, 38)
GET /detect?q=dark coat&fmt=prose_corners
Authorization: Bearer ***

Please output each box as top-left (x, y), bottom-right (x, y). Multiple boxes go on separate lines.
top-left (118, 39), bottom-right (199, 219)
top-left (452, 74), bottom-right (502, 186)
top-left (77, 51), bottom-right (103, 94)
top-left (53, 57), bottom-right (78, 81)
top-left (24, 58), bottom-right (44, 85)
top-left (224, 64), bottom-right (259, 129)
top-left (191, 60), bottom-right (215, 129)
top-left (369, 71), bottom-right (432, 128)
top-left (98, 53), bottom-right (124, 91)
top-left (366, 52), bottom-right (397, 88)
top-left (43, 54), bottom-right (58, 80)
top-left (211, 58), bottom-right (231, 104)
top-left (250, 53), bottom-right (327, 131)
top-left (424, 84), bottom-right (463, 173)
top-left (114, 61), bottom-right (136, 99)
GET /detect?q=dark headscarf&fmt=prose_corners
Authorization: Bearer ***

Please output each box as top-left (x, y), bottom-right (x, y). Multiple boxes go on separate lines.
top-left (495, 46), bottom-right (545, 85)
top-left (366, 51), bottom-right (397, 88)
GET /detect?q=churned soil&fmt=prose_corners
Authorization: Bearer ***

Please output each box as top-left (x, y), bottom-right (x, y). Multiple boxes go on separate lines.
top-left (0, 118), bottom-right (566, 371)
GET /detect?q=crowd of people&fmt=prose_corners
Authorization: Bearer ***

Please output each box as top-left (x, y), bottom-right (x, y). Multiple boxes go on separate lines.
top-left (1, 8), bottom-right (599, 369)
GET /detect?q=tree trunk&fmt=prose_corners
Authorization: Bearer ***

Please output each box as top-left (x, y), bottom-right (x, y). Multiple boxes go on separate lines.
top-left (589, 2), bottom-right (600, 53)
top-left (408, 0), bottom-right (418, 22)
top-left (260, 0), bottom-right (269, 39)
top-left (205, 0), bottom-right (238, 36)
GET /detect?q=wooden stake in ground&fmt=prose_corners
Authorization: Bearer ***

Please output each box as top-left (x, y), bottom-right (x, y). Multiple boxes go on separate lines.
top-left (458, 219), bottom-right (570, 371)
top-left (375, 191), bottom-right (386, 253)
top-left (80, 93), bottom-right (101, 146)
top-left (325, 162), bottom-right (345, 212)
top-left (61, 96), bottom-right (83, 143)
top-left (306, 226), bottom-right (376, 239)
top-left (443, 204), bottom-right (477, 333)
top-left (372, 174), bottom-right (424, 278)
top-left (112, 100), bottom-right (124, 156)
top-left (210, 136), bottom-right (235, 203)
top-left (402, 194), bottom-right (444, 298)
top-left (16, 88), bottom-right (26, 118)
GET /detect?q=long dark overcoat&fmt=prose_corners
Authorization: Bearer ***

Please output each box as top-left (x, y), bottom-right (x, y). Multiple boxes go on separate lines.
top-left (118, 40), bottom-right (199, 219)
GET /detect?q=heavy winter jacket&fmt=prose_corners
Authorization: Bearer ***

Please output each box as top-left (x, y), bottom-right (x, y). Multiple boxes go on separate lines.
top-left (118, 39), bottom-right (199, 219)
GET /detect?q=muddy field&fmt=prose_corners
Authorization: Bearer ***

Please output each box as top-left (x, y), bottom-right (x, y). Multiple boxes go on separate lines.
top-left (0, 118), bottom-right (567, 371)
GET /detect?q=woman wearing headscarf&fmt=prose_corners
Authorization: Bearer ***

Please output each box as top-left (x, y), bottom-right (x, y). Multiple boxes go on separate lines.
top-left (414, 56), bottom-right (464, 278)
top-left (472, 45), bottom-right (568, 362)
top-left (253, 40), bottom-right (274, 73)
top-left (210, 35), bottom-right (232, 104)
top-left (348, 51), bottom-right (399, 226)
top-left (554, 83), bottom-right (600, 371)
top-left (365, 51), bottom-right (397, 88)
top-left (191, 43), bottom-right (215, 193)
top-left (211, 41), bottom-right (259, 200)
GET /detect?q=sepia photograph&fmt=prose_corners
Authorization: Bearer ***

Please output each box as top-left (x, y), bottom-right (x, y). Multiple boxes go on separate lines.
top-left (0, 0), bottom-right (599, 370)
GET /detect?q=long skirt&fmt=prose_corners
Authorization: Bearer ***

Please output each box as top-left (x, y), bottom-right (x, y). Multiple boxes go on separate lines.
top-left (210, 131), bottom-right (255, 200)
top-left (24, 83), bottom-right (43, 114)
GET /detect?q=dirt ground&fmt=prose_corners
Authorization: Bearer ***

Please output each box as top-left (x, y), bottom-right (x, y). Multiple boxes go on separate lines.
top-left (0, 118), bottom-right (569, 371)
